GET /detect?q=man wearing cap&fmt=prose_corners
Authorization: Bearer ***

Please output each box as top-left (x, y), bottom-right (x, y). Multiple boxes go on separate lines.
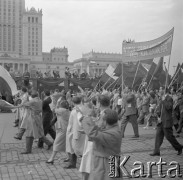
top-left (121, 93), bottom-right (139, 138)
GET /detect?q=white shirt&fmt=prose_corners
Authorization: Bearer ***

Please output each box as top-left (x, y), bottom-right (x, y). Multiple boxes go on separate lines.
top-left (117, 98), bottom-right (122, 106)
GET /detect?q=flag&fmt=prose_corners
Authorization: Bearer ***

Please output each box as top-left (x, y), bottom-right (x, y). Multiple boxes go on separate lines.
top-left (170, 63), bottom-right (183, 86)
top-left (0, 65), bottom-right (18, 96)
top-left (105, 64), bottom-right (115, 77)
top-left (100, 65), bottom-right (118, 83)
top-left (163, 65), bottom-right (171, 87)
top-left (153, 57), bottom-right (164, 79)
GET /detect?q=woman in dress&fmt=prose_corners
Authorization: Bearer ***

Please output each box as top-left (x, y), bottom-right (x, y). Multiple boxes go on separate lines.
top-left (78, 98), bottom-right (97, 180)
top-left (46, 100), bottom-right (70, 164)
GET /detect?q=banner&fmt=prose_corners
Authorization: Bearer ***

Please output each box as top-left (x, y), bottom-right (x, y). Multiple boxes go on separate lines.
top-left (122, 28), bottom-right (174, 61)
top-left (70, 78), bottom-right (99, 89)
top-left (37, 78), bottom-right (65, 86)
top-left (0, 65), bottom-right (18, 95)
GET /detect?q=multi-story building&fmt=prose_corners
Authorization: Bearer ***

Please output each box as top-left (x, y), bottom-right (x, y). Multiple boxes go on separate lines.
top-left (0, 0), bottom-right (25, 57)
top-left (0, 0), bottom-right (72, 78)
top-left (22, 7), bottom-right (42, 61)
top-left (73, 50), bottom-right (123, 77)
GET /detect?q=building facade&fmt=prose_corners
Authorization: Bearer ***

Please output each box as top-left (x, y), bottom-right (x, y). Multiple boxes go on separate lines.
top-left (0, 0), bottom-right (72, 78)
top-left (73, 50), bottom-right (123, 77)
top-left (0, 0), bottom-right (25, 57)
top-left (22, 7), bottom-right (42, 61)
top-left (29, 47), bottom-right (72, 77)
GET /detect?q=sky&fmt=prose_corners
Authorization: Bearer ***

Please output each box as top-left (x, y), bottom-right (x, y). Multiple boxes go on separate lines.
top-left (25, 0), bottom-right (183, 75)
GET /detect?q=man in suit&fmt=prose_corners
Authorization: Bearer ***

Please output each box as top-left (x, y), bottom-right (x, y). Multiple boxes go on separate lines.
top-left (38, 90), bottom-right (56, 148)
top-left (121, 93), bottom-right (139, 138)
top-left (177, 91), bottom-right (183, 134)
top-left (150, 88), bottom-right (183, 156)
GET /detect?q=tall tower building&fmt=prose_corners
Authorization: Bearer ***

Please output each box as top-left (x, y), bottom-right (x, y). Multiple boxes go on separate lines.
top-left (0, 0), bottom-right (25, 57)
top-left (22, 7), bottom-right (42, 61)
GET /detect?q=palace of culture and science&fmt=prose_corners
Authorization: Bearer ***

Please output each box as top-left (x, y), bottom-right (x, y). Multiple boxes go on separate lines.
top-left (0, 0), bottom-right (122, 78)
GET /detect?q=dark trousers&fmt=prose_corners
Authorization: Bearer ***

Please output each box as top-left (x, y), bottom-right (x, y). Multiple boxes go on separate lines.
top-left (121, 114), bottom-right (139, 137)
top-left (153, 124), bottom-right (182, 154)
top-left (38, 123), bottom-right (56, 148)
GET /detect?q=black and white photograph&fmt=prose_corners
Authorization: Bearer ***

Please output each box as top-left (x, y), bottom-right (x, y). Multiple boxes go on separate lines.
top-left (0, 0), bottom-right (183, 179)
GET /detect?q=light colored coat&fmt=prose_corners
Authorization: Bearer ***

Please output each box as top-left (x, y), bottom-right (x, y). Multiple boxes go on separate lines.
top-left (23, 97), bottom-right (44, 138)
top-left (66, 107), bottom-right (85, 156)
top-left (53, 108), bottom-right (70, 152)
top-left (82, 118), bottom-right (122, 180)
top-left (19, 93), bottom-right (29, 124)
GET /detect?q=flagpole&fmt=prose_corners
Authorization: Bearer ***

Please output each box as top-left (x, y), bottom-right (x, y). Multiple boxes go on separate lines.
top-left (101, 77), bottom-right (111, 89)
top-left (93, 78), bottom-right (101, 91)
top-left (106, 77), bottom-right (118, 90)
top-left (132, 61), bottom-right (140, 89)
top-left (146, 66), bottom-right (157, 90)
top-left (168, 65), bottom-right (181, 88)
top-left (121, 48), bottom-right (124, 92)
top-left (165, 56), bottom-right (171, 89)
top-left (165, 28), bottom-right (174, 90)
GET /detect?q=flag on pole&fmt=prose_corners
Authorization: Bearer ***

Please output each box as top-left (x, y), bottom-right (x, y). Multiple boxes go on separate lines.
top-left (100, 65), bottom-right (118, 83)
top-left (153, 57), bottom-right (164, 79)
top-left (170, 63), bottom-right (183, 86)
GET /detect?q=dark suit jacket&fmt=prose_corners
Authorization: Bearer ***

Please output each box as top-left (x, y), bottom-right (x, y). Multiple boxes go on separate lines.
top-left (157, 94), bottom-right (173, 128)
top-left (42, 96), bottom-right (53, 125)
top-left (124, 94), bottom-right (137, 116)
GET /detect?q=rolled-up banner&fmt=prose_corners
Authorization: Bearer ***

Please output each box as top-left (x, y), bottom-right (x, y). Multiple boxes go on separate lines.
top-left (0, 65), bottom-right (18, 96)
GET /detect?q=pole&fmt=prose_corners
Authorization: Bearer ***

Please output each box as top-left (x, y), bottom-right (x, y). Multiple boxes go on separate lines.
top-left (168, 65), bottom-right (181, 88)
top-left (93, 78), bottom-right (101, 91)
top-left (122, 60), bottom-right (124, 92)
top-left (101, 77), bottom-right (111, 89)
top-left (146, 67), bottom-right (156, 90)
top-left (165, 28), bottom-right (174, 90)
top-left (106, 77), bottom-right (118, 90)
top-left (132, 61), bottom-right (140, 89)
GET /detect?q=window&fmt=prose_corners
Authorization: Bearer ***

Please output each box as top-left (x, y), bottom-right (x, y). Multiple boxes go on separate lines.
top-left (28, 17), bottom-right (30, 22)
top-left (36, 17), bottom-right (38, 23)
top-left (32, 17), bottom-right (34, 23)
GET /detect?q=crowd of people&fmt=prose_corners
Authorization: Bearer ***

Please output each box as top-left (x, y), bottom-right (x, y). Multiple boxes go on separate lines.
top-left (1, 85), bottom-right (183, 179)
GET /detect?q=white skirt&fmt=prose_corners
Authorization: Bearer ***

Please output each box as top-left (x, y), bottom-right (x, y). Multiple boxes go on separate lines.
top-left (79, 136), bottom-right (93, 173)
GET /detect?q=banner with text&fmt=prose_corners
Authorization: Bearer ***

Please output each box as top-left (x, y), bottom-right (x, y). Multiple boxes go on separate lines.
top-left (122, 28), bottom-right (174, 61)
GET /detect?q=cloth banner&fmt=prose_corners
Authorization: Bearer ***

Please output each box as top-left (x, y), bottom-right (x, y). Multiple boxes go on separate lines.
top-left (37, 78), bottom-right (65, 86)
top-left (122, 28), bottom-right (174, 61)
top-left (69, 78), bottom-right (99, 89)
top-left (0, 65), bottom-right (18, 95)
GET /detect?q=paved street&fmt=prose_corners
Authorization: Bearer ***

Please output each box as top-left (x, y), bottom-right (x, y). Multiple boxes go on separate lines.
top-left (0, 113), bottom-right (183, 180)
